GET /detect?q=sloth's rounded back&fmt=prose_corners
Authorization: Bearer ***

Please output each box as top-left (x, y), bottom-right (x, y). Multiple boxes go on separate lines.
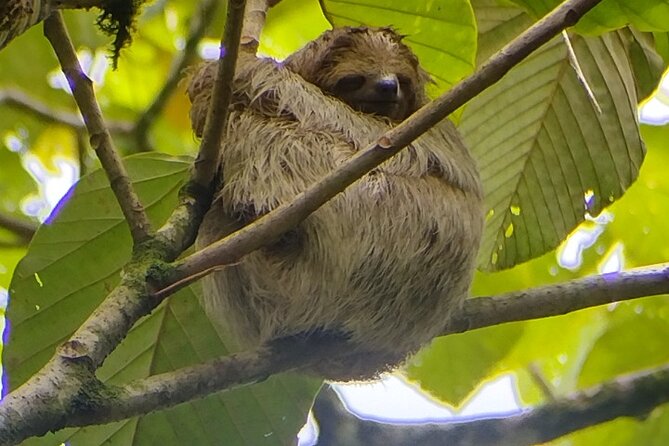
top-left (196, 106), bottom-right (483, 378)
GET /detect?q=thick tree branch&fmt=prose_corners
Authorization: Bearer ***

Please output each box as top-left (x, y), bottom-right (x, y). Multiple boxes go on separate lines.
top-left (191, 0), bottom-right (247, 188)
top-left (0, 0), bottom-right (52, 51)
top-left (446, 264), bottom-right (669, 334)
top-left (43, 12), bottom-right (152, 243)
top-left (164, 0), bottom-right (606, 291)
top-left (0, 88), bottom-right (133, 133)
top-left (132, 0), bottom-right (218, 152)
top-left (312, 365), bottom-right (669, 446)
top-left (0, 0), bottom-right (113, 51)
top-left (5, 262), bottom-right (665, 438)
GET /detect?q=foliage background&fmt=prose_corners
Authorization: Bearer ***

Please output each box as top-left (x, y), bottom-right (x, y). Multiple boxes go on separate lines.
top-left (1, 0), bottom-right (669, 444)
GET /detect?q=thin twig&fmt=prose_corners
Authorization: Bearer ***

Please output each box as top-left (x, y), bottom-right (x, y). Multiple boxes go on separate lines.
top-left (166, 0), bottom-right (607, 288)
top-left (192, 0), bottom-right (248, 188)
top-left (528, 363), bottom-right (557, 401)
top-left (133, 0), bottom-right (219, 152)
top-left (0, 88), bottom-right (133, 133)
top-left (0, 212), bottom-right (37, 241)
top-left (43, 11), bottom-right (152, 243)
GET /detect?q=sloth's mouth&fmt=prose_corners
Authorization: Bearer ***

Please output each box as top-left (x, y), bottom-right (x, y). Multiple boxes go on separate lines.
top-left (360, 100), bottom-right (398, 105)
top-left (357, 100), bottom-right (405, 120)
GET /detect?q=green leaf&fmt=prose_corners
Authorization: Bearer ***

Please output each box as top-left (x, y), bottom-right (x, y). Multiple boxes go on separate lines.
top-left (598, 125), bottom-right (669, 267)
top-left (460, 32), bottom-right (644, 270)
top-left (322, 0), bottom-right (478, 94)
top-left (471, 0), bottom-right (533, 64)
top-left (406, 324), bottom-right (524, 406)
top-left (577, 302), bottom-right (669, 388)
top-left (510, 0), bottom-right (669, 34)
top-left (623, 29), bottom-right (666, 99)
top-left (5, 154), bottom-right (319, 446)
top-left (260, 0), bottom-right (332, 59)
top-left (0, 144), bottom-right (36, 216)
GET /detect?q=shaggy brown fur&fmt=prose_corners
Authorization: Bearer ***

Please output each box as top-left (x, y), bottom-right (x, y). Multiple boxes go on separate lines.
top-left (189, 27), bottom-right (484, 381)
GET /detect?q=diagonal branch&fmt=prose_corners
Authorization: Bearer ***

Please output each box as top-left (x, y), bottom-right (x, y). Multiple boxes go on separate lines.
top-left (43, 11), bottom-right (152, 243)
top-left (162, 0), bottom-right (606, 292)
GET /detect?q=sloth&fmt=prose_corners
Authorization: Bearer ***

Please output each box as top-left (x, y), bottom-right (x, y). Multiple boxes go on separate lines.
top-left (188, 27), bottom-right (484, 381)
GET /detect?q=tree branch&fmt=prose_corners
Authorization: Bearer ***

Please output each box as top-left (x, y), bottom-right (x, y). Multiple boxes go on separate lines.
top-left (132, 0), bottom-right (219, 152)
top-left (312, 365), bottom-right (669, 446)
top-left (119, 264), bottom-right (669, 417)
top-left (43, 11), bottom-right (152, 243)
top-left (446, 264), bottom-right (669, 334)
top-left (151, 0), bottom-right (252, 261)
top-left (0, 0), bottom-right (52, 51)
top-left (191, 0), bottom-right (247, 188)
top-left (0, 0), bottom-right (622, 444)
top-left (0, 211), bottom-right (37, 241)
top-left (0, 88), bottom-right (133, 133)
top-left (5, 261), bottom-right (666, 439)
top-left (163, 0), bottom-right (606, 291)
top-left (0, 0), bottom-right (123, 51)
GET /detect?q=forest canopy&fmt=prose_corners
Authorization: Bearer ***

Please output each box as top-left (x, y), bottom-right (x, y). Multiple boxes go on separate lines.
top-left (1, 0), bottom-right (669, 445)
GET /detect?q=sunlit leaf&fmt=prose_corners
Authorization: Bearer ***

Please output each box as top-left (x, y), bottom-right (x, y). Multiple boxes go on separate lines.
top-left (407, 324), bottom-right (524, 406)
top-left (260, 0), bottom-right (331, 59)
top-left (461, 32), bottom-right (644, 270)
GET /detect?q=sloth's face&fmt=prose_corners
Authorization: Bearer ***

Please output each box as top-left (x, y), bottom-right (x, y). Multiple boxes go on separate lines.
top-left (285, 27), bottom-right (430, 121)
top-left (331, 72), bottom-right (414, 121)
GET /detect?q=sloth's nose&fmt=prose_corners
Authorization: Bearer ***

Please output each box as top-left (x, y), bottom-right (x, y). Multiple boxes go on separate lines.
top-left (375, 75), bottom-right (399, 99)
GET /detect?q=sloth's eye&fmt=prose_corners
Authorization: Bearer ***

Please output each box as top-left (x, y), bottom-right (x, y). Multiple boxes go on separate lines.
top-left (398, 75), bottom-right (412, 90)
top-left (334, 75), bottom-right (366, 92)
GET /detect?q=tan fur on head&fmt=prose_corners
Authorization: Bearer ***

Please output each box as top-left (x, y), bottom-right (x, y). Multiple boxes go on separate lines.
top-left (191, 27), bottom-right (484, 381)
top-left (285, 27), bottom-right (431, 120)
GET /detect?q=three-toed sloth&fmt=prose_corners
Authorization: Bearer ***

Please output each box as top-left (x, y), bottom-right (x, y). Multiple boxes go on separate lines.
top-left (188, 27), bottom-right (484, 381)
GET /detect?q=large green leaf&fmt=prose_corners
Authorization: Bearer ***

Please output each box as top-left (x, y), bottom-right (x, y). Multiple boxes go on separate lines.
top-left (4, 154), bottom-right (319, 446)
top-left (322, 0), bottom-right (478, 94)
top-left (460, 31), bottom-right (644, 270)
